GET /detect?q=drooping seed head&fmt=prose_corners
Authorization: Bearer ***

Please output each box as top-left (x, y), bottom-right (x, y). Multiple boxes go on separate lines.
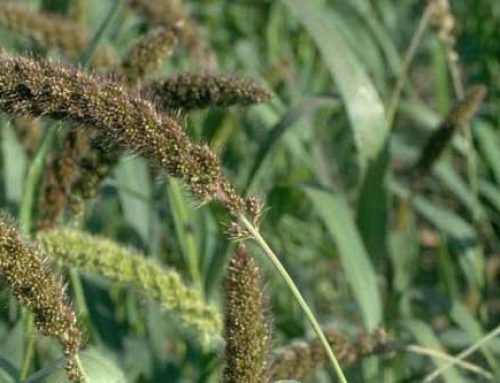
top-left (147, 72), bottom-right (271, 111)
top-left (0, 215), bottom-right (82, 381)
top-left (0, 55), bottom-right (247, 215)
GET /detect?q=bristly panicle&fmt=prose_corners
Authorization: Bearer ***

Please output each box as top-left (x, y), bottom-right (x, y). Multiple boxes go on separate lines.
top-left (412, 85), bottom-right (486, 179)
top-left (46, 23), bottom-right (181, 221)
top-left (122, 23), bottom-right (181, 84)
top-left (0, 55), bottom-right (250, 216)
top-left (38, 229), bottom-right (222, 347)
top-left (223, 245), bottom-right (270, 383)
top-left (0, 3), bottom-right (115, 68)
top-left (267, 328), bottom-right (389, 382)
top-left (126, 0), bottom-right (217, 69)
top-left (147, 72), bottom-right (271, 111)
top-left (0, 216), bottom-right (82, 381)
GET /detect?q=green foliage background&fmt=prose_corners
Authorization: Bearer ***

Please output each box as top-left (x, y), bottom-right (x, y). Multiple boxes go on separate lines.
top-left (0, 0), bottom-right (499, 382)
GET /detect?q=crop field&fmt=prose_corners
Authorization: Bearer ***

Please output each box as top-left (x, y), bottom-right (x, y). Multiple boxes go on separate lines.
top-left (0, 0), bottom-right (498, 382)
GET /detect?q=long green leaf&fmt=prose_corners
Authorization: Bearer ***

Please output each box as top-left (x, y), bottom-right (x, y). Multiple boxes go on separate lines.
top-left (115, 157), bottom-right (152, 244)
top-left (283, 0), bottom-right (388, 170)
top-left (475, 121), bottom-right (500, 185)
top-left (245, 95), bottom-right (338, 192)
top-left (305, 187), bottom-right (382, 330)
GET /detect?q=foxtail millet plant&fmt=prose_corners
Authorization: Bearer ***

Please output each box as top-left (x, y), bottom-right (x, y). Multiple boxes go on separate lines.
top-left (412, 85), bottom-right (487, 179)
top-left (38, 229), bottom-right (222, 347)
top-left (0, 54), bottom-right (347, 382)
top-left (223, 245), bottom-right (270, 383)
top-left (0, 216), bottom-right (83, 381)
top-left (147, 72), bottom-right (271, 111)
top-left (126, 0), bottom-right (216, 69)
top-left (0, 2), bottom-right (115, 68)
top-left (0, 54), bottom-right (249, 217)
top-left (122, 23), bottom-right (181, 84)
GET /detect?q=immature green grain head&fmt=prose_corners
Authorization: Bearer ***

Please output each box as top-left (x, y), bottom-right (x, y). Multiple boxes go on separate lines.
top-left (0, 216), bottom-right (82, 381)
top-left (267, 328), bottom-right (389, 381)
top-left (223, 245), bottom-right (270, 383)
top-left (148, 72), bottom-right (271, 111)
top-left (38, 229), bottom-right (223, 347)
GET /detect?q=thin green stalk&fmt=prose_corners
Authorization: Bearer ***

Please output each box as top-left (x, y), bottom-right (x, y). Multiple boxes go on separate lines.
top-left (423, 324), bottom-right (500, 382)
top-left (19, 313), bottom-right (35, 379)
top-left (239, 215), bottom-right (348, 383)
top-left (77, 0), bottom-right (123, 67)
top-left (386, 2), bottom-right (436, 127)
top-left (406, 344), bottom-right (492, 380)
top-left (19, 127), bottom-right (59, 236)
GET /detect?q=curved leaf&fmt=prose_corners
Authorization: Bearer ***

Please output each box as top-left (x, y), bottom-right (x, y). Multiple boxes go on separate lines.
top-left (305, 187), bottom-right (382, 330)
top-left (283, 0), bottom-right (388, 170)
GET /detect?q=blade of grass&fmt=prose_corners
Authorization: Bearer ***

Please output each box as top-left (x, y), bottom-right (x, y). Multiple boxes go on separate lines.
top-left (305, 187), bottom-right (382, 330)
top-left (450, 301), bottom-right (500, 377)
top-left (283, 0), bottom-right (388, 171)
top-left (167, 178), bottom-right (203, 294)
top-left (245, 95), bottom-right (338, 193)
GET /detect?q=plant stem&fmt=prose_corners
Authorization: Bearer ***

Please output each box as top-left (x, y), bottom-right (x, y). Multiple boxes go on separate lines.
top-left (386, 2), bottom-right (436, 127)
top-left (423, 324), bottom-right (500, 382)
top-left (19, 313), bottom-right (35, 380)
top-left (77, 0), bottom-right (123, 67)
top-left (19, 127), bottom-right (59, 236)
top-left (406, 344), bottom-right (492, 380)
top-left (239, 214), bottom-right (348, 383)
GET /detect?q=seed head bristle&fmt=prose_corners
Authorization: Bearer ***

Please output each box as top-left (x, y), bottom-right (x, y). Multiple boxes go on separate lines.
top-left (0, 55), bottom-right (246, 216)
top-left (0, 215), bottom-right (82, 381)
top-left (148, 72), bottom-right (271, 110)
top-left (224, 245), bottom-right (270, 383)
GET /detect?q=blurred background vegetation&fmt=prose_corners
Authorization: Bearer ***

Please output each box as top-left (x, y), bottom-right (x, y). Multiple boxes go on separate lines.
top-left (0, 0), bottom-right (499, 382)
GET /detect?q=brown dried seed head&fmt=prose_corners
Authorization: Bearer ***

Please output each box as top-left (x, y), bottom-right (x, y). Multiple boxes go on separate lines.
top-left (224, 245), bottom-right (270, 383)
top-left (0, 55), bottom-right (245, 214)
top-left (147, 72), bottom-right (271, 110)
top-left (0, 216), bottom-right (82, 381)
